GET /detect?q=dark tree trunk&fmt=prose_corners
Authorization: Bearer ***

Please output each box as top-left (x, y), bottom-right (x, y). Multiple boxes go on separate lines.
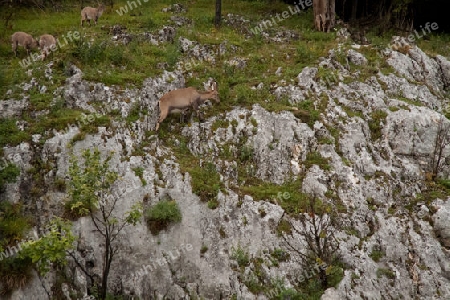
top-left (215, 0), bottom-right (221, 27)
top-left (100, 236), bottom-right (112, 300)
top-left (350, 0), bottom-right (357, 21)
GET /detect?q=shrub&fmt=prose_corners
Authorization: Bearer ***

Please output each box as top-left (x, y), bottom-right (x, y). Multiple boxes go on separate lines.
top-left (0, 163), bottom-right (20, 192)
top-left (191, 162), bottom-right (222, 202)
top-left (65, 149), bottom-right (118, 218)
top-left (0, 201), bottom-right (30, 242)
top-left (145, 200), bottom-right (182, 234)
top-left (0, 202), bottom-right (33, 295)
top-left (230, 245), bottom-right (250, 267)
top-left (0, 119), bottom-right (30, 148)
top-left (0, 256), bottom-right (34, 295)
top-left (369, 248), bottom-right (385, 262)
top-left (368, 110), bottom-right (388, 141)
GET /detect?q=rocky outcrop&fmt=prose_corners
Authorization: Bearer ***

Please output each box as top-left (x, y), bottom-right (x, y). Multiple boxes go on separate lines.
top-left (3, 33), bottom-right (450, 300)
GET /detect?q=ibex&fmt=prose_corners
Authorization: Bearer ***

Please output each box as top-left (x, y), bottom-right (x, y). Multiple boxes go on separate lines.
top-left (155, 82), bottom-right (219, 131)
top-left (11, 32), bottom-right (39, 57)
top-left (81, 4), bottom-right (105, 26)
top-left (39, 34), bottom-right (57, 60)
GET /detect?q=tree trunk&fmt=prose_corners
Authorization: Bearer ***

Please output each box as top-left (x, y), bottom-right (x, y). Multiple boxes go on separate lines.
top-left (100, 236), bottom-right (112, 300)
top-left (350, 0), bottom-right (358, 21)
top-left (313, 0), bottom-right (335, 32)
top-left (215, 0), bottom-right (221, 27)
top-left (329, 0), bottom-right (335, 29)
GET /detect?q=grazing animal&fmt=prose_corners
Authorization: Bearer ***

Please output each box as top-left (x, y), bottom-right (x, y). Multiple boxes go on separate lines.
top-left (81, 4), bottom-right (105, 26)
top-left (155, 82), bottom-right (219, 131)
top-left (39, 34), bottom-right (57, 60)
top-left (11, 32), bottom-right (39, 57)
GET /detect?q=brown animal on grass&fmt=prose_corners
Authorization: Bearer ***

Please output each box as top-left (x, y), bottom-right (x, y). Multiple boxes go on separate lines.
top-left (39, 34), bottom-right (57, 60)
top-left (81, 4), bottom-right (105, 26)
top-left (155, 82), bottom-right (219, 131)
top-left (11, 32), bottom-right (39, 57)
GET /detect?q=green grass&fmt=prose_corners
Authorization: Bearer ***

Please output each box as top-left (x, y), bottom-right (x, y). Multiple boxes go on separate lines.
top-left (230, 245), bottom-right (250, 268)
top-left (0, 163), bottom-right (20, 192)
top-left (369, 249), bottom-right (385, 262)
top-left (0, 200), bottom-right (35, 293)
top-left (0, 118), bottom-right (31, 148)
top-left (368, 110), bottom-right (388, 141)
top-left (145, 199), bottom-right (182, 234)
top-left (304, 151), bottom-right (331, 171)
top-left (376, 268), bottom-right (396, 279)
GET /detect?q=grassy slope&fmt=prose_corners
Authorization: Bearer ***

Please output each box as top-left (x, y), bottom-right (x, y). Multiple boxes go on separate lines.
top-left (0, 0), bottom-right (344, 150)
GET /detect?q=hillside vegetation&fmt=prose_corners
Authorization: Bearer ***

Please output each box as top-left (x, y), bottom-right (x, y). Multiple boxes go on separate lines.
top-left (1, 0), bottom-right (450, 144)
top-left (2, 0), bottom-right (450, 299)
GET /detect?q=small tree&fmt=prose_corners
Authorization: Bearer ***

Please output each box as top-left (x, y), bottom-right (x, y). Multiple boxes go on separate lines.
top-left (20, 217), bottom-right (76, 275)
top-left (429, 116), bottom-right (450, 180)
top-left (281, 196), bottom-right (340, 289)
top-left (67, 148), bottom-right (143, 300)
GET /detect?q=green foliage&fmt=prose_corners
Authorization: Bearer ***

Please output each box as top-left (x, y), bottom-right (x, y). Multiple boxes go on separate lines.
top-left (376, 267), bottom-right (396, 279)
top-left (230, 245), bottom-right (250, 267)
top-left (65, 149), bottom-right (118, 218)
top-left (0, 119), bottom-right (30, 148)
top-left (211, 119), bottom-right (230, 132)
top-left (0, 163), bottom-right (20, 192)
top-left (0, 255), bottom-right (34, 295)
top-left (293, 101), bottom-right (320, 127)
top-left (132, 167), bottom-right (147, 186)
top-left (145, 200), bottom-right (182, 234)
top-left (19, 218), bottom-right (75, 275)
top-left (369, 248), bottom-right (385, 262)
top-left (125, 202), bottom-right (144, 226)
top-left (190, 162), bottom-right (222, 202)
top-left (270, 248), bottom-right (290, 263)
top-left (304, 151), bottom-right (331, 171)
top-left (207, 199), bottom-right (219, 209)
top-left (368, 110), bottom-right (388, 141)
top-left (239, 180), bottom-right (308, 215)
top-left (276, 219), bottom-right (292, 236)
top-left (239, 144), bottom-right (254, 162)
top-left (126, 103), bottom-right (142, 124)
top-left (200, 245), bottom-right (208, 254)
top-left (0, 202), bottom-right (31, 243)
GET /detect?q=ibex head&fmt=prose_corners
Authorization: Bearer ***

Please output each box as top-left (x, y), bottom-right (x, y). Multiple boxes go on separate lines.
top-left (209, 81), bottom-right (219, 103)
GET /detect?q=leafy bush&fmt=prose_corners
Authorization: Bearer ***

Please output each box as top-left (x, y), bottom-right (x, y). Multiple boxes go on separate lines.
top-left (145, 200), bottom-right (182, 234)
top-left (65, 149), bottom-right (118, 218)
top-left (0, 163), bottom-right (20, 192)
